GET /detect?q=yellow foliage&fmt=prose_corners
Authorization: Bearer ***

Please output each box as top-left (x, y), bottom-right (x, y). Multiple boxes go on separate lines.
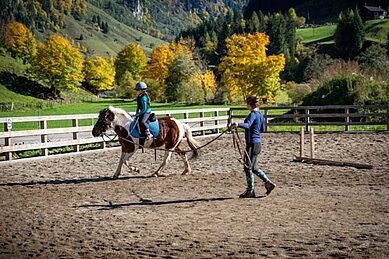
top-left (31, 35), bottom-right (83, 92)
top-left (83, 55), bottom-right (115, 93)
top-left (197, 70), bottom-right (217, 102)
top-left (4, 21), bottom-right (36, 62)
top-left (115, 43), bottom-right (147, 83)
top-left (218, 33), bottom-right (285, 102)
top-left (170, 37), bottom-right (195, 59)
top-left (145, 45), bottom-right (174, 100)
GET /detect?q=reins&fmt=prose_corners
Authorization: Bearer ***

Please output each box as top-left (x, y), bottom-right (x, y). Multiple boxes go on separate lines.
top-left (101, 125), bottom-right (252, 168)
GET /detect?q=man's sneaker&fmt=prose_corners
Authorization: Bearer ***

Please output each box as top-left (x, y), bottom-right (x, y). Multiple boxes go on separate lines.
top-left (265, 182), bottom-right (276, 195)
top-left (239, 189), bottom-right (256, 198)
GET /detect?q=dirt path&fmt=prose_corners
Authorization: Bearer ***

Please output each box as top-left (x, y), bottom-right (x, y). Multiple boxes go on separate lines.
top-left (1, 133), bottom-right (388, 258)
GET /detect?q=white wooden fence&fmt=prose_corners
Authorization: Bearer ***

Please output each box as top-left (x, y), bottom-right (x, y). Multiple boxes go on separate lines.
top-left (0, 108), bottom-right (230, 162)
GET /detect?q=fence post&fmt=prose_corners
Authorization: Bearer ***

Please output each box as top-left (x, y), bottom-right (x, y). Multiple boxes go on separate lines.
top-left (214, 110), bottom-right (219, 133)
top-left (310, 128), bottom-right (315, 159)
top-left (184, 112), bottom-right (189, 123)
top-left (199, 111), bottom-right (205, 135)
top-left (345, 107), bottom-right (350, 131)
top-left (264, 108), bottom-right (268, 132)
top-left (72, 118), bottom-right (80, 152)
top-left (3, 122), bottom-right (12, 161)
top-left (387, 106), bottom-right (389, 131)
top-left (300, 127), bottom-right (305, 158)
top-left (40, 120), bottom-right (48, 156)
top-left (228, 109), bottom-right (233, 126)
top-left (305, 108), bottom-right (310, 132)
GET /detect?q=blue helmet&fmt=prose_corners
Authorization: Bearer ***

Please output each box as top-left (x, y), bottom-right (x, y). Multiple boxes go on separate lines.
top-left (134, 82), bottom-right (147, 90)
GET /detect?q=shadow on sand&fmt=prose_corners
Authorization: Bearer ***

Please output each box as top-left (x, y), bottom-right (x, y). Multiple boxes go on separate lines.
top-left (0, 176), bottom-right (147, 187)
top-left (76, 196), bottom-right (266, 210)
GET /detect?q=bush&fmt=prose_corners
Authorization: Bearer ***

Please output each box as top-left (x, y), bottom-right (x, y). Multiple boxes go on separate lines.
top-left (285, 82), bottom-right (311, 105)
top-left (356, 44), bottom-right (389, 79)
top-left (303, 54), bottom-right (334, 82)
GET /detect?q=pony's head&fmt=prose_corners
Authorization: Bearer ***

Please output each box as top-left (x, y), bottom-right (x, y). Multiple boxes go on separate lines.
top-left (92, 108), bottom-right (114, 137)
top-left (92, 106), bottom-right (133, 137)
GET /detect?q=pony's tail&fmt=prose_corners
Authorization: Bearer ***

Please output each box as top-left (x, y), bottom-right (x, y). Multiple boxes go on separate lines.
top-left (184, 124), bottom-right (200, 160)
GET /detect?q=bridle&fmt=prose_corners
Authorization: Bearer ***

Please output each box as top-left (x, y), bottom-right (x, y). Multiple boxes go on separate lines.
top-left (97, 109), bottom-right (118, 142)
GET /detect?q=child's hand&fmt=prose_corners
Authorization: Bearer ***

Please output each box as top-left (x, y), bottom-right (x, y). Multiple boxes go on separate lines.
top-left (228, 122), bottom-right (238, 131)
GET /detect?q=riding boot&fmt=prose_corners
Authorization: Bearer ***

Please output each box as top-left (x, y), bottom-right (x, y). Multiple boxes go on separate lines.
top-left (239, 189), bottom-right (256, 198)
top-left (264, 182), bottom-right (276, 195)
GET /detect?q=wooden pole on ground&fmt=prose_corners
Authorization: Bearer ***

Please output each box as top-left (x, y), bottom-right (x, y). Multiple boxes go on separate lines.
top-left (300, 127), bottom-right (304, 158)
top-left (310, 128), bottom-right (315, 159)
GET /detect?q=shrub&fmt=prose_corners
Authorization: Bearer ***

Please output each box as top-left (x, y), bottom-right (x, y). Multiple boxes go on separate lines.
top-left (285, 82), bottom-right (311, 105)
top-left (356, 44), bottom-right (389, 79)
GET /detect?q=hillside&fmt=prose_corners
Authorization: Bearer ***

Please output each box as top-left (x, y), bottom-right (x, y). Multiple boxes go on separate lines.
top-left (245, 0), bottom-right (389, 23)
top-left (1, 0), bottom-right (249, 56)
top-left (34, 2), bottom-right (167, 56)
top-left (297, 19), bottom-right (389, 44)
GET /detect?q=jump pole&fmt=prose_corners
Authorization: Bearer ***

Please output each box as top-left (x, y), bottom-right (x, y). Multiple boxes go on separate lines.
top-left (309, 128), bottom-right (315, 159)
top-left (294, 127), bottom-right (373, 169)
top-left (300, 127), bottom-right (304, 157)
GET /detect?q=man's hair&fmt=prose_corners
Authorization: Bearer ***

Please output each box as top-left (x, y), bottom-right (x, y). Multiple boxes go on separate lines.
top-left (246, 95), bottom-right (259, 107)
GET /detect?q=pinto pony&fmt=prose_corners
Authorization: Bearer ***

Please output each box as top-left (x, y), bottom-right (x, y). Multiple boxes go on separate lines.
top-left (92, 106), bottom-right (200, 178)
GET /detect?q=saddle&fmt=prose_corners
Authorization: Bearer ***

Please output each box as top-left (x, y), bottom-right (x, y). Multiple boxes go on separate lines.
top-left (129, 113), bottom-right (159, 139)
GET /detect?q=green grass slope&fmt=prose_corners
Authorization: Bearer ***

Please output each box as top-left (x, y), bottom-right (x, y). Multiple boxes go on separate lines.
top-left (35, 3), bottom-right (167, 56)
top-left (297, 19), bottom-right (389, 44)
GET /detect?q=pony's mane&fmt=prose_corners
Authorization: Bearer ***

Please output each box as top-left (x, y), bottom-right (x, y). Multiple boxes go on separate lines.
top-left (108, 106), bottom-right (132, 128)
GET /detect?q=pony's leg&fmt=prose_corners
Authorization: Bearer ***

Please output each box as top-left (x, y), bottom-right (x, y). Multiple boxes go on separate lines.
top-left (150, 150), bottom-right (173, 177)
top-left (176, 146), bottom-right (191, 175)
top-left (124, 151), bottom-right (140, 173)
top-left (113, 152), bottom-right (125, 179)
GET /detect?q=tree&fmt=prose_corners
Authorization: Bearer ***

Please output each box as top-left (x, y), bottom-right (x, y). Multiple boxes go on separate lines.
top-left (165, 54), bottom-right (204, 103)
top-left (115, 43), bottom-right (147, 84)
top-left (3, 21), bottom-right (36, 63)
top-left (31, 35), bottom-right (83, 95)
top-left (145, 45), bottom-right (175, 101)
top-left (335, 9), bottom-right (365, 59)
top-left (198, 70), bottom-right (217, 103)
top-left (266, 13), bottom-right (287, 55)
top-left (248, 11), bottom-right (260, 33)
top-left (83, 55), bottom-right (115, 94)
top-left (218, 33), bottom-right (285, 102)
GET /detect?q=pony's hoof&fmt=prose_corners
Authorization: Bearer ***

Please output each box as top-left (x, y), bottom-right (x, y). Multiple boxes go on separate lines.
top-left (149, 173), bottom-right (159, 178)
top-left (182, 170), bottom-right (191, 175)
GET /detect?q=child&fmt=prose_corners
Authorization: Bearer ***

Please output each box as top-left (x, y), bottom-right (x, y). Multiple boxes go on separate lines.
top-left (230, 95), bottom-right (276, 198)
top-left (134, 82), bottom-right (152, 139)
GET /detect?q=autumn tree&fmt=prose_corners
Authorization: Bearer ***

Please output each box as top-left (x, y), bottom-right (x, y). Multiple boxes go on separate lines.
top-left (3, 21), bottom-right (36, 63)
top-left (197, 70), bottom-right (217, 103)
top-left (145, 45), bottom-right (174, 101)
top-left (218, 33), bottom-right (285, 102)
top-left (83, 55), bottom-right (115, 94)
top-left (115, 43), bottom-right (147, 85)
top-left (31, 35), bottom-right (83, 96)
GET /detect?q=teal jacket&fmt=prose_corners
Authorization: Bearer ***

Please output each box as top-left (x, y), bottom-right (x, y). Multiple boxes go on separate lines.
top-left (136, 93), bottom-right (151, 116)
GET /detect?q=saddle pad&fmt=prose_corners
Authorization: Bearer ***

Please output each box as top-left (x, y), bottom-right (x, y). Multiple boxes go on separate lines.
top-left (129, 119), bottom-right (159, 139)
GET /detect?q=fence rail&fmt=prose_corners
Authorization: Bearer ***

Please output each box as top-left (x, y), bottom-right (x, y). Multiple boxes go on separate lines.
top-left (1, 105), bottom-right (388, 162)
top-left (0, 108), bottom-right (230, 162)
top-left (230, 105), bottom-right (389, 132)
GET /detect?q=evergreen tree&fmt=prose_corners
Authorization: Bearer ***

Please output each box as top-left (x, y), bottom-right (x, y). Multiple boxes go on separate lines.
top-left (285, 11), bottom-right (297, 59)
top-left (266, 13), bottom-right (287, 55)
top-left (334, 9), bottom-right (365, 59)
top-left (92, 15), bottom-right (97, 24)
top-left (248, 11), bottom-right (260, 33)
top-left (97, 15), bottom-right (101, 26)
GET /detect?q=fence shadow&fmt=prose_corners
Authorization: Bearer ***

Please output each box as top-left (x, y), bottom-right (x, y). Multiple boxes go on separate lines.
top-left (0, 176), bottom-right (147, 187)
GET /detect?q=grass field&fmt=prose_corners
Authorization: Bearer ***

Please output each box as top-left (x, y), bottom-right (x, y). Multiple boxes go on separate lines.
top-left (297, 19), bottom-right (389, 44)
